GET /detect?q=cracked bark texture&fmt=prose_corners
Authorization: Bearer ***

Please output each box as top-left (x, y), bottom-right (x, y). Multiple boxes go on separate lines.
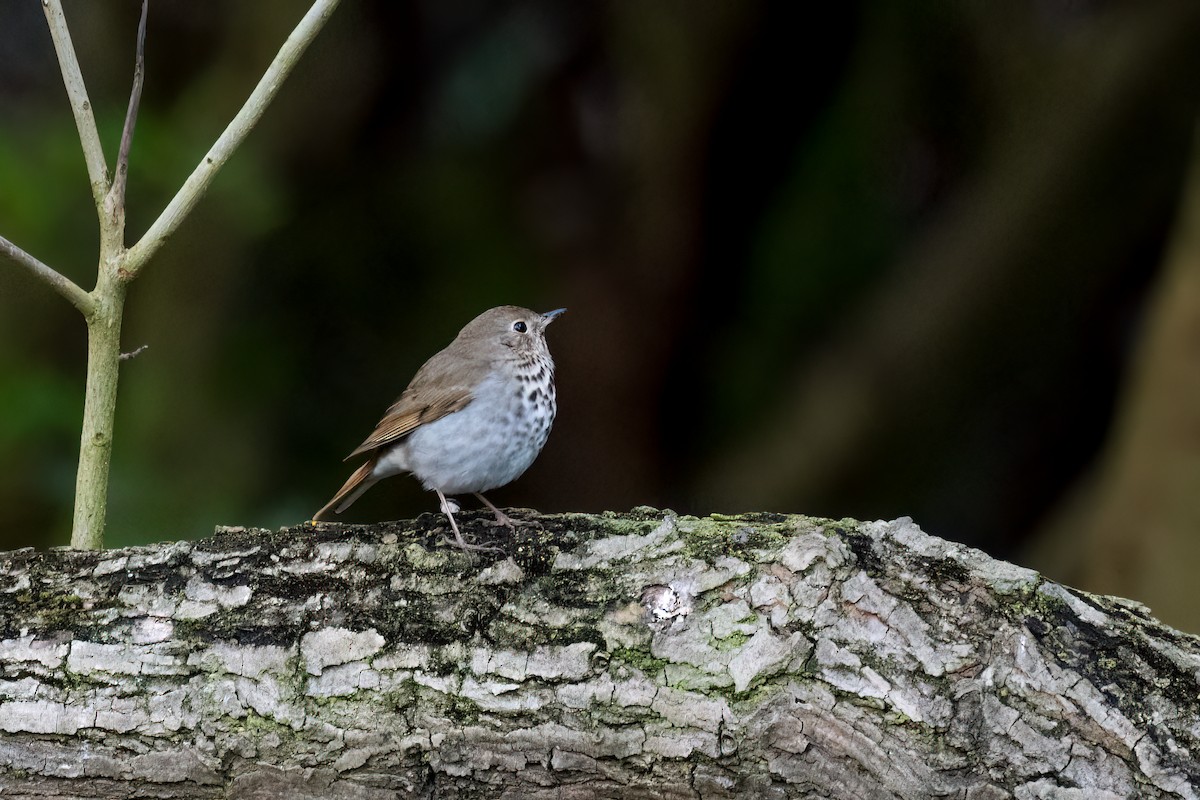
top-left (0, 510), bottom-right (1197, 799)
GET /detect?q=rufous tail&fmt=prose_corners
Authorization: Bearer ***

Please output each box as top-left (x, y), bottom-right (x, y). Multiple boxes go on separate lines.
top-left (313, 459), bottom-right (378, 521)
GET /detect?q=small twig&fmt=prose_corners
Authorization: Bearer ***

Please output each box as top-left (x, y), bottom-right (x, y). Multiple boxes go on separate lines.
top-left (108, 0), bottom-right (149, 214)
top-left (119, 344), bottom-right (149, 362)
top-left (124, 0), bottom-right (342, 278)
top-left (42, 0), bottom-right (111, 211)
top-left (0, 234), bottom-right (95, 316)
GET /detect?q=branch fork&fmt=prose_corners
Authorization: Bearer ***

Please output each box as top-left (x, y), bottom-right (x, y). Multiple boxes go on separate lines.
top-left (1, 0), bottom-right (342, 548)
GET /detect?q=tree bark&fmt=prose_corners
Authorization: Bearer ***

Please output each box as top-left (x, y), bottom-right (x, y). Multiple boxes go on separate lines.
top-left (0, 510), bottom-right (1196, 798)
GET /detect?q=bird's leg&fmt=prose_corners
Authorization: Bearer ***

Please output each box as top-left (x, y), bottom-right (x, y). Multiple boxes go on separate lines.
top-left (474, 493), bottom-right (515, 528)
top-left (436, 490), bottom-right (501, 553)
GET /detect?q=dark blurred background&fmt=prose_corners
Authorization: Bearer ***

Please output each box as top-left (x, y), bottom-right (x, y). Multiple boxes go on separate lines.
top-left (2, 0), bottom-right (1199, 630)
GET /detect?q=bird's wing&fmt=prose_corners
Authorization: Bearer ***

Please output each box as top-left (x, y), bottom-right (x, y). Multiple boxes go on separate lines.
top-left (342, 343), bottom-right (485, 461)
top-left (344, 386), bottom-right (473, 460)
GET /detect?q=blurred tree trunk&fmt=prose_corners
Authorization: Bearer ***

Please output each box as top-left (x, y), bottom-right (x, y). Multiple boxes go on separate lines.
top-left (1066, 125), bottom-right (1200, 633)
top-left (696, 0), bottom-right (1200, 588)
top-left (539, 3), bottom-right (760, 511)
top-left (0, 511), bottom-right (1196, 798)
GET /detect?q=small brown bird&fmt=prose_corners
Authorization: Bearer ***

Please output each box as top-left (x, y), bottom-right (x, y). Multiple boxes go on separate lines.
top-left (314, 305), bottom-right (565, 549)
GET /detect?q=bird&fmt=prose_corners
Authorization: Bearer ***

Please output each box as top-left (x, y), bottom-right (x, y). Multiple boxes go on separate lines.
top-left (313, 305), bottom-right (565, 550)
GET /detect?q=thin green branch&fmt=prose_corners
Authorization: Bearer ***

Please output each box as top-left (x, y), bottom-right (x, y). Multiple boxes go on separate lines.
top-left (124, 0), bottom-right (342, 276)
top-left (0, 234), bottom-right (94, 316)
top-left (107, 0), bottom-right (149, 216)
top-left (42, 0), bottom-right (111, 211)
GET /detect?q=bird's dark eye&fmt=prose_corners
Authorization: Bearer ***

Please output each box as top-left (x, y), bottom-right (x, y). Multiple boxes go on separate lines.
top-left (513, 321), bottom-right (527, 333)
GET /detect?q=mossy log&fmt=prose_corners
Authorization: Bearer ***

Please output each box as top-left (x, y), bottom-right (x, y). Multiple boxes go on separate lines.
top-left (0, 510), bottom-right (1197, 798)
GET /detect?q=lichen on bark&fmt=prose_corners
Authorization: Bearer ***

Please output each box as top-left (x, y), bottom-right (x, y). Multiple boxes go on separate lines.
top-left (0, 509), bottom-right (1197, 798)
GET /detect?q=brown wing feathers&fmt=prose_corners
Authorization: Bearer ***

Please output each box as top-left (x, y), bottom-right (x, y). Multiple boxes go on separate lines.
top-left (313, 389), bottom-right (474, 520)
top-left (345, 391), bottom-right (472, 460)
top-left (314, 339), bottom-right (480, 521)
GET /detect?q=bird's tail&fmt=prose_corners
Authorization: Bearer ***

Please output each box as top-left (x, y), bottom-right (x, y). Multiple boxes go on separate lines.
top-left (313, 459), bottom-right (379, 521)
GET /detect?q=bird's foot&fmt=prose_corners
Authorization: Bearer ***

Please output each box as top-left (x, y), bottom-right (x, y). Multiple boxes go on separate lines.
top-left (437, 491), bottom-right (505, 554)
top-left (440, 531), bottom-right (505, 554)
top-left (474, 493), bottom-right (519, 528)
top-left (483, 511), bottom-right (515, 528)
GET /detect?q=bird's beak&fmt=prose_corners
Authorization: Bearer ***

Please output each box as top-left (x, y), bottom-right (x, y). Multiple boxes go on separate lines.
top-left (542, 308), bottom-right (567, 324)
